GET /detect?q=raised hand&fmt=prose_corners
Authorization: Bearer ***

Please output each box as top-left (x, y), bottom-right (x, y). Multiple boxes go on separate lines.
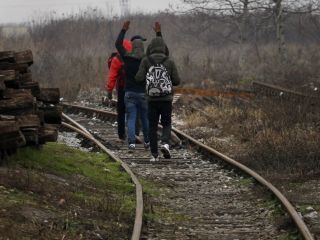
top-left (122, 21), bottom-right (130, 31)
top-left (153, 22), bottom-right (161, 33)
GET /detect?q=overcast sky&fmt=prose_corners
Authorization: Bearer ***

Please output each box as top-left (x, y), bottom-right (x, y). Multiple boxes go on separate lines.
top-left (0, 0), bottom-right (177, 24)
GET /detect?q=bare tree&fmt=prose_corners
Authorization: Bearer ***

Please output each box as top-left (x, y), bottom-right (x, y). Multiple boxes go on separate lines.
top-left (179, 0), bottom-right (320, 63)
top-left (178, 0), bottom-right (271, 68)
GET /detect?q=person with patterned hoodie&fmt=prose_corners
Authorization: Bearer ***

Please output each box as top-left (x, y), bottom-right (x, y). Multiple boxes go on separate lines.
top-left (135, 22), bottom-right (180, 161)
top-left (115, 20), bottom-right (149, 150)
top-left (106, 39), bottom-right (132, 140)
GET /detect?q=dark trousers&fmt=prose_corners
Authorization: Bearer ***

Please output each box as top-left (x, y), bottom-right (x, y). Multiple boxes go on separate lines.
top-left (117, 88), bottom-right (126, 139)
top-left (148, 101), bottom-right (172, 157)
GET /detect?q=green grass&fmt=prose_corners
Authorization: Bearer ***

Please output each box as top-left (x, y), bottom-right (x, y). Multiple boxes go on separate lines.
top-left (0, 186), bottom-right (36, 208)
top-left (277, 231), bottom-right (303, 240)
top-left (8, 142), bottom-right (134, 195)
top-left (2, 142), bottom-right (136, 239)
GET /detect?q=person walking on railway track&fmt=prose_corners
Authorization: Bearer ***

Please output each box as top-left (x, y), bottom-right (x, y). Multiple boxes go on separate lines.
top-left (105, 39), bottom-right (132, 141)
top-left (115, 20), bottom-right (149, 150)
top-left (136, 22), bottom-right (180, 161)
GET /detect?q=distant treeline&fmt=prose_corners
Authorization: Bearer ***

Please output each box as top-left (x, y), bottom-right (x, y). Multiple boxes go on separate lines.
top-left (0, 10), bottom-right (319, 98)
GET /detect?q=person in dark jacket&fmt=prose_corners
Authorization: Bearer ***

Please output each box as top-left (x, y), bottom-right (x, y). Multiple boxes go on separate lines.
top-left (106, 39), bottom-right (132, 140)
top-left (135, 22), bottom-right (180, 161)
top-left (116, 20), bottom-right (149, 150)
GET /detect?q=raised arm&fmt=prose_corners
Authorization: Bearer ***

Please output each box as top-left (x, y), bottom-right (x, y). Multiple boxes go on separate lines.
top-left (151, 22), bottom-right (169, 56)
top-left (154, 21), bottom-right (162, 37)
top-left (115, 21), bottom-right (130, 58)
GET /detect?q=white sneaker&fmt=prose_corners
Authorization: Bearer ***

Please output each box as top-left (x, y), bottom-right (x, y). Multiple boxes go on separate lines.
top-left (128, 144), bottom-right (135, 152)
top-left (161, 144), bottom-right (171, 159)
top-left (150, 156), bottom-right (159, 162)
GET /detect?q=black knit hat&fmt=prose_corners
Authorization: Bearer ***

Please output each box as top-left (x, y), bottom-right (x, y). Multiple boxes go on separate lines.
top-left (131, 35), bottom-right (147, 41)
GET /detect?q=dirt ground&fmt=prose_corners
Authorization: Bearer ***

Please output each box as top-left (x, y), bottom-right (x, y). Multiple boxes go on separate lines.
top-left (0, 142), bottom-right (135, 240)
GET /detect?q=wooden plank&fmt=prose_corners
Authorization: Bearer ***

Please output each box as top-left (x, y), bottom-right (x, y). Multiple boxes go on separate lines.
top-left (3, 88), bottom-right (33, 99)
top-left (0, 95), bottom-right (36, 115)
top-left (39, 124), bottom-right (58, 144)
top-left (0, 132), bottom-right (26, 149)
top-left (0, 62), bottom-right (29, 73)
top-left (0, 51), bottom-right (15, 63)
top-left (0, 77), bottom-right (5, 97)
top-left (17, 114), bottom-right (40, 128)
top-left (0, 120), bottom-right (19, 133)
top-left (0, 70), bottom-right (18, 81)
top-left (0, 115), bottom-right (16, 121)
top-left (20, 72), bottom-right (32, 82)
top-left (21, 127), bottom-right (39, 145)
top-left (18, 81), bottom-right (40, 96)
top-left (15, 50), bottom-right (33, 65)
top-left (40, 105), bottom-right (62, 124)
top-left (37, 88), bottom-right (60, 104)
top-left (0, 121), bottom-right (26, 149)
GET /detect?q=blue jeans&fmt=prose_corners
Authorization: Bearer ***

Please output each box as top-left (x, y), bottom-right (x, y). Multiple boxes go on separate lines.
top-left (124, 91), bottom-right (149, 145)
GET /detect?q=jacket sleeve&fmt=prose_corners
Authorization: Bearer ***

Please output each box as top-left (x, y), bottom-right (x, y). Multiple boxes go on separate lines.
top-left (115, 29), bottom-right (127, 58)
top-left (135, 57), bottom-right (148, 83)
top-left (106, 57), bottom-right (122, 92)
top-left (170, 60), bottom-right (180, 86)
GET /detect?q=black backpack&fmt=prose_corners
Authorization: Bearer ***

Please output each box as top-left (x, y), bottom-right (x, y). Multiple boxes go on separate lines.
top-left (146, 57), bottom-right (172, 97)
top-left (107, 52), bottom-right (118, 69)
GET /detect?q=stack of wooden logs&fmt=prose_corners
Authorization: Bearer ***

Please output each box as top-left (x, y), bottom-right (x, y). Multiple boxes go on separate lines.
top-left (0, 50), bottom-right (61, 160)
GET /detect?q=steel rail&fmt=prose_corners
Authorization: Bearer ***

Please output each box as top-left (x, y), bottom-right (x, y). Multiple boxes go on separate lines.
top-left (61, 121), bottom-right (143, 240)
top-left (172, 126), bottom-right (314, 240)
top-left (61, 103), bottom-right (181, 145)
top-left (252, 81), bottom-right (320, 103)
top-left (62, 103), bottom-right (315, 239)
top-left (62, 113), bottom-right (92, 137)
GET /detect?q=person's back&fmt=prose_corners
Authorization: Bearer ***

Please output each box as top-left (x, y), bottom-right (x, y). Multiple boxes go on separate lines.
top-left (115, 21), bottom-right (149, 150)
top-left (136, 22), bottom-right (180, 161)
top-left (105, 39), bottom-right (132, 140)
top-left (120, 42), bottom-right (145, 93)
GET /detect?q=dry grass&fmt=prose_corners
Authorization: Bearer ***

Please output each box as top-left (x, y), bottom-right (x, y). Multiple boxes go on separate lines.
top-left (181, 97), bottom-right (320, 178)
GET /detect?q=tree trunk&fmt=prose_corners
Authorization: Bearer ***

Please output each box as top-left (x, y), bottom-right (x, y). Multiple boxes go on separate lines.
top-left (239, 0), bottom-right (249, 69)
top-left (274, 0), bottom-right (287, 62)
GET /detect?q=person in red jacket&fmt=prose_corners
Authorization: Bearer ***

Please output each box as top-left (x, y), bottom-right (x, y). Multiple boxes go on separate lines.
top-left (105, 39), bottom-right (132, 140)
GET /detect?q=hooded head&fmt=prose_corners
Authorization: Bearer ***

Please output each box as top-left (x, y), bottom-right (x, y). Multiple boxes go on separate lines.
top-left (146, 37), bottom-right (169, 56)
top-left (128, 39), bottom-right (145, 59)
top-left (123, 39), bottom-right (132, 52)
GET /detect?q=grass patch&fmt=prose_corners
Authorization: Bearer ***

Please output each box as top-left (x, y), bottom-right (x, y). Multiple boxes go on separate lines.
top-left (1, 142), bottom-right (135, 239)
top-left (8, 142), bottom-right (134, 194)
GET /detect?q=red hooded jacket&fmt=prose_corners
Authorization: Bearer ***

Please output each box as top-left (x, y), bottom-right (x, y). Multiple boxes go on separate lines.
top-left (105, 39), bottom-right (132, 92)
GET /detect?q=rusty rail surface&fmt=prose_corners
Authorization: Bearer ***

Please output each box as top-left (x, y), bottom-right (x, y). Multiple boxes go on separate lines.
top-left (61, 119), bottom-right (143, 240)
top-left (252, 81), bottom-right (320, 105)
top-left (62, 103), bottom-right (315, 240)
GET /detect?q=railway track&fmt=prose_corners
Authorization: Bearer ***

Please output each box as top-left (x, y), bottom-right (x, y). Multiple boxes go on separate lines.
top-left (252, 81), bottom-right (320, 106)
top-left (61, 102), bottom-right (314, 240)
